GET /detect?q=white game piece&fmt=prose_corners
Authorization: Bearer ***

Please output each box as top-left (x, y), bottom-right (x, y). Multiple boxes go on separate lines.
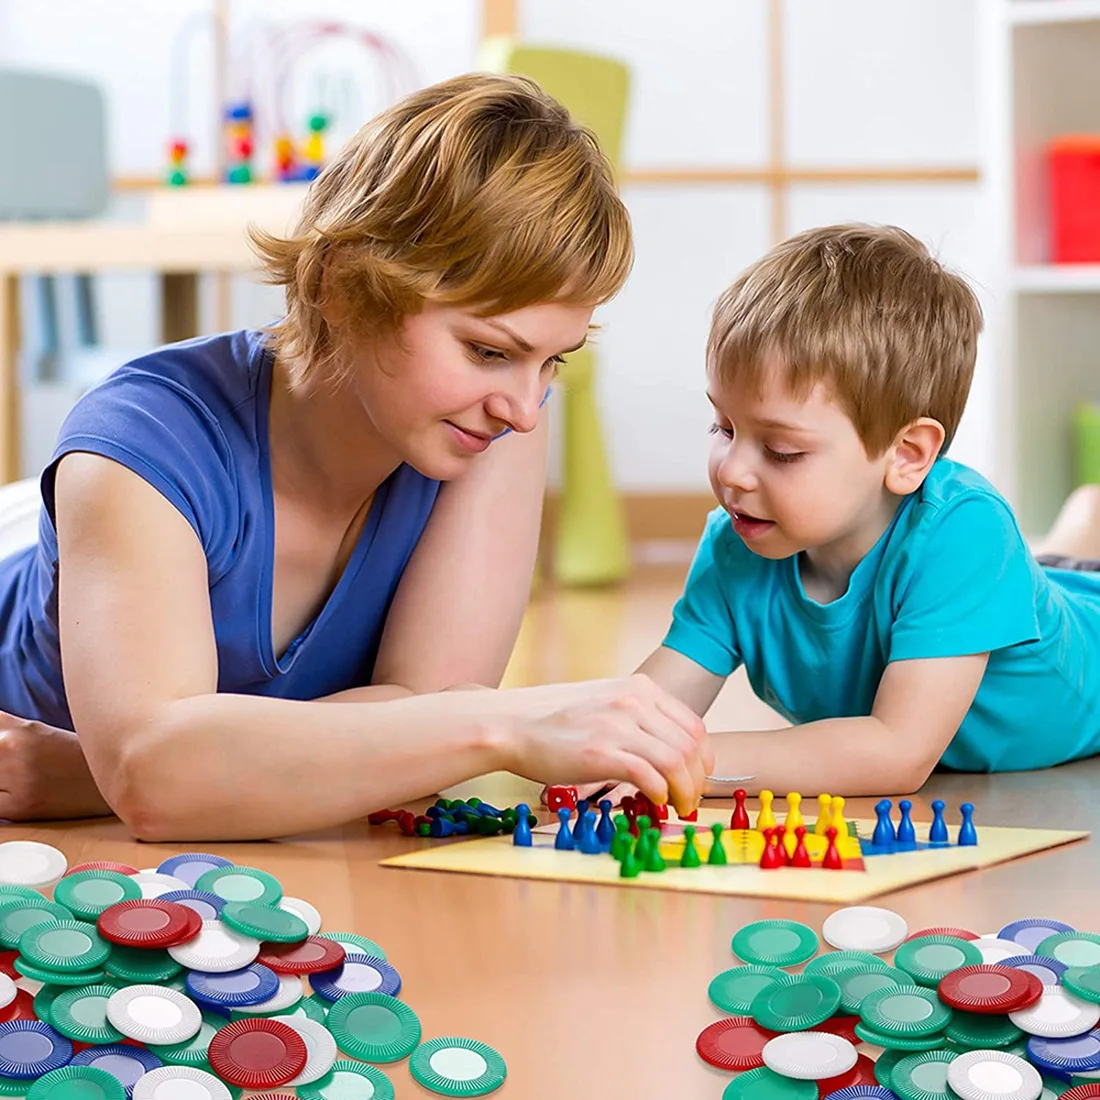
top-left (762, 1032), bottom-right (858, 1080)
top-left (0, 974), bottom-right (16, 1009)
top-left (0, 841), bottom-right (66, 887)
top-left (274, 1014), bottom-right (338, 1086)
top-left (129, 872), bottom-right (190, 899)
top-left (132, 1065), bottom-right (232, 1099)
top-left (107, 984), bottom-right (202, 1045)
top-left (947, 1048), bottom-right (1043, 1100)
top-left (822, 906), bottom-right (908, 953)
top-left (228, 973), bottom-right (302, 1016)
top-left (977, 936), bottom-right (1033, 965)
top-left (1009, 987), bottom-right (1100, 1038)
top-left (167, 919), bottom-right (260, 973)
top-left (279, 896), bottom-right (322, 935)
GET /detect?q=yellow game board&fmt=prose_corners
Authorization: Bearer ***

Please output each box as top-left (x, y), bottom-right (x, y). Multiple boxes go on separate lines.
top-left (381, 807), bottom-right (1088, 903)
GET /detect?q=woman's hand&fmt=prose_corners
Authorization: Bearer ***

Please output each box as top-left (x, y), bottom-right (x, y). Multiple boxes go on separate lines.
top-left (0, 712), bottom-right (112, 821)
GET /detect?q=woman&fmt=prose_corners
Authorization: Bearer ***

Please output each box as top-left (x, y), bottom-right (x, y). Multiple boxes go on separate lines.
top-left (0, 73), bottom-right (710, 839)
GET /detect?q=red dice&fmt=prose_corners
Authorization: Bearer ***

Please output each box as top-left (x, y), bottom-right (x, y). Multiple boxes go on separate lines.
top-left (546, 786), bottom-right (579, 812)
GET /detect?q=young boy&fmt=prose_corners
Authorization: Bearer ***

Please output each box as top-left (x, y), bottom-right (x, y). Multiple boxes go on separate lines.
top-left (636, 223), bottom-right (1100, 796)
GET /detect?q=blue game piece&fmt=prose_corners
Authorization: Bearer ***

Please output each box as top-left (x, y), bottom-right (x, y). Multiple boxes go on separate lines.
top-left (871, 799), bottom-right (895, 848)
top-left (474, 801), bottom-right (504, 818)
top-left (929, 799), bottom-right (949, 843)
top-left (71, 1043), bottom-right (164, 1092)
top-left (957, 802), bottom-right (978, 846)
top-left (554, 808), bottom-right (575, 851)
top-left (578, 811), bottom-right (602, 855)
top-left (512, 802), bottom-right (533, 847)
top-left (186, 963), bottom-right (280, 1008)
top-left (572, 799), bottom-right (590, 843)
top-left (596, 799), bottom-right (615, 849)
top-left (896, 799), bottom-right (916, 847)
top-left (430, 817), bottom-right (468, 838)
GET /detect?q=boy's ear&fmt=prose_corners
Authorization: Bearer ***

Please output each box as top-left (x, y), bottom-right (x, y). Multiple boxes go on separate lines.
top-left (884, 417), bottom-right (945, 496)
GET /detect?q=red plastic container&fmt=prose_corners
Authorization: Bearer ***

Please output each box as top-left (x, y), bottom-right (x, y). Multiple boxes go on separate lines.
top-left (1049, 136), bottom-right (1100, 263)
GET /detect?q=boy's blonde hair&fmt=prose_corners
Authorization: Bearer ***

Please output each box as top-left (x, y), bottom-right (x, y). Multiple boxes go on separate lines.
top-left (251, 73), bottom-right (632, 386)
top-left (707, 224), bottom-right (983, 454)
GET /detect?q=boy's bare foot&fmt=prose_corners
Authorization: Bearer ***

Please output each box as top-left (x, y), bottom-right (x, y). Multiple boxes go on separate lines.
top-left (1034, 485), bottom-right (1100, 561)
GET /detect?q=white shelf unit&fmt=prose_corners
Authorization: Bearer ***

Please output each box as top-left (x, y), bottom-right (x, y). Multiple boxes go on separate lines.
top-left (984, 0), bottom-right (1100, 536)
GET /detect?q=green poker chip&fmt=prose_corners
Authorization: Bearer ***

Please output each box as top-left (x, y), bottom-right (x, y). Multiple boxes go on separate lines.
top-left (409, 1038), bottom-right (507, 1097)
top-left (944, 1009), bottom-right (1024, 1049)
top-left (708, 965), bottom-right (785, 1014)
top-left (835, 964), bottom-right (909, 1014)
top-left (889, 1049), bottom-right (958, 1100)
top-left (1063, 965), bottom-right (1100, 1004)
top-left (0, 885), bottom-right (47, 904)
top-left (52, 872), bottom-right (141, 922)
top-left (105, 945), bottom-right (182, 983)
top-left (0, 1076), bottom-right (30, 1097)
top-left (326, 991), bottom-right (422, 1063)
top-left (193, 865), bottom-right (283, 906)
top-left (297, 1059), bottom-right (395, 1100)
top-left (26, 1065), bottom-right (126, 1100)
top-left (220, 899), bottom-right (308, 943)
top-left (48, 984), bottom-right (125, 1044)
top-left (0, 899), bottom-right (73, 949)
top-left (319, 931), bottom-right (387, 961)
top-left (731, 920), bottom-right (818, 967)
top-left (855, 1022), bottom-right (948, 1051)
top-left (804, 950), bottom-right (891, 977)
top-left (750, 973), bottom-right (840, 1031)
top-left (894, 935), bottom-right (983, 987)
top-left (721, 1067), bottom-right (817, 1099)
top-left (1035, 931), bottom-right (1100, 968)
top-left (19, 920), bottom-right (111, 972)
top-left (147, 1009), bottom-right (228, 1067)
top-left (33, 984), bottom-right (65, 1022)
top-left (14, 957), bottom-right (106, 985)
top-left (859, 984), bottom-right (953, 1037)
top-left (875, 1047), bottom-right (907, 1088)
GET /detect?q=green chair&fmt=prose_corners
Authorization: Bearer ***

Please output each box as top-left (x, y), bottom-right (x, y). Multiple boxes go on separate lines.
top-left (478, 39), bottom-right (631, 585)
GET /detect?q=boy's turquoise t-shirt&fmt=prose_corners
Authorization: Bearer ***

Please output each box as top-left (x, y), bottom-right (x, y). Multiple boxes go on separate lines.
top-left (663, 458), bottom-right (1100, 772)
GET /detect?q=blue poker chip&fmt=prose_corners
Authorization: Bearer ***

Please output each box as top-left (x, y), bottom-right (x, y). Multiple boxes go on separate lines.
top-left (71, 1043), bottom-right (163, 1095)
top-left (1000, 917), bottom-right (1075, 953)
top-left (998, 953), bottom-right (1068, 985)
top-left (822, 1087), bottom-right (898, 1099)
top-left (1027, 1031), bottom-right (1100, 1075)
top-left (186, 963), bottom-right (280, 1008)
top-left (310, 952), bottom-right (402, 1002)
top-left (157, 853), bottom-right (235, 888)
top-left (0, 1019), bottom-right (74, 1079)
top-left (157, 890), bottom-right (226, 920)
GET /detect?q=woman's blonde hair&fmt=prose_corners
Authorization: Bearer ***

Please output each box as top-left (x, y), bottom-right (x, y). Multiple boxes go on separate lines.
top-left (252, 72), bottom-right (633, 385)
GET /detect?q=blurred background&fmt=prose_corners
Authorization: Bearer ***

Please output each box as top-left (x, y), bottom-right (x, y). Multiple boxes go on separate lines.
top-left (0, 0), bottom-right (1097, 713)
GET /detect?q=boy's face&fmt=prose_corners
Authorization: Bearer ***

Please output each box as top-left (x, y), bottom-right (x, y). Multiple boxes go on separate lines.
top-left (707, 367), bottom-right (899, 568)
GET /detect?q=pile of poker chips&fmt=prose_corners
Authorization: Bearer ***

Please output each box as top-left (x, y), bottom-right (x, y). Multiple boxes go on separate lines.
top-left (701, 905), bottom-right (1100, 1099)
top-left (0, 839), bottom-right (507, 1098)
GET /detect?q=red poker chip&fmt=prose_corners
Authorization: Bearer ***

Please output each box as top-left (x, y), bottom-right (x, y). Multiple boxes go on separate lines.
top-left (67, 860), bottom-right (140, 876)
top-left (938, 964), bottom-right (1043, 1014)
top-left (97, 899), bottom-right (202, 947)
top-left (257, 936), bottom-right (345, 975)
top-left (812, 1015), bottom-right (861, 1044)
top-left (1061, 1087), bottom-right (1100, 1099)
top-left (695, 1017), bottom-right (778, 1071)
top-left (208, 1018), bottom-right (307, 1089)
top-left (817, 1053), bottom-right (878, 1093)
top-left (0, 989), bottom-right (35, 1023)
top-left (906, 926), bottom-right (978, 941)
top-left (0, 951), bottom-right (18, 980)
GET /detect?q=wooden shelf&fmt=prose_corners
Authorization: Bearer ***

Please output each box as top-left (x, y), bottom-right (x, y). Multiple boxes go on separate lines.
top-left (1009, 0), bottom-right (1100, 26)
top-left (1015, 264), bottom-right (1100, 292)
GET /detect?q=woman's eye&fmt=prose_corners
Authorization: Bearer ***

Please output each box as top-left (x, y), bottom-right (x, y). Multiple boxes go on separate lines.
top-left (469, 344), bottom-right (506, 362)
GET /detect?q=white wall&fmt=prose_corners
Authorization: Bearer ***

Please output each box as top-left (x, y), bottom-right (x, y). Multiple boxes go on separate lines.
top-left (1, 0), bottom-right (988, 490)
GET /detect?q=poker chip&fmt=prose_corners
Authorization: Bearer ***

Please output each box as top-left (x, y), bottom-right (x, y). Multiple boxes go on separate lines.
top-left (318, 931), bottom-right (385, 961)
top-left (875, 1048), bottom-right (907, 1088)
top-left (128, 873), bottom-right (191, 900)
top-left (0, 988), bottom-right (32, 1024)
top-left (750, 974), bottom-right (841, 1032)
top-left (67, 862), bottom-right (139, 877)
top-left (1009, 987), bottom-right (1100, 1038)
top-left (858, 984), bottom-right (952, 1037)
top-left (167, 920), bottom-right (260, 973)
top-left (0, 843), bottom-right (67, 888)
top-left (70, 1042), bottom-right (164, 1093)
top-left (324, 992), bottom-right (421, 1065)
top-left (0, 1020), bottom-right (74, 1078)
top-left (0, 975), bottom-right (15, 1012)
top-left (207, 1017), bottom-right (306, 1089)
top-left (25, 1065), bottom-right (127, 1099)
top-left (816, 1053), bottom-right (879, 1094)
top-left (193, 867), bottom-right (282, 907)
top-left (695, 1016), bottom-right (777, 1070)
top-left (946, 1048), bottom-right (1043, 1100)
top-left (945, 1010), bottom-right (1025, 1050)
top-left (0, 900), bottom-right (73, 950)
top-left (257, 937), bottom-right (345, 976)
top-left (938, 966), bottom-right (1043, 1014)
top-left (186, 964), bottom-right (280, 1009)
top-left (309, 953), bottom-right (401, 1001)
top-left (722, 1067), bottom-right (817, 1098)
top-left (227, 973), bottom-right (303, 1018)
top-left (1060, 1087), bottom-right (1100, 1099)
top-left (409, 1038), bottom-right (506, 1097)
top-left (888, 1048), bottom-right (958, 1099)
top-left (813, 1015), bottom-right (862, 1044)
top-left (1036, 933), bottom-right (1100, 970)
top-left (97, 900), bottom-right (200, 949)
top-left (820, 1088), bottom-right (896, 1100)
top-left (1027, 1030), bottom-right (1100, 1075)
top-left (296, 1059), bottom-right (395, 1100)
top-left (220, 901), bottom-right (308, 944)
top-left (732, 920), bottom-right (819, 967)
top-left (278, 898), bottom-right (322, 936)
top-left (104, 946), bottom-right (183, 985)
top-left (48, 985), bottom-right (126, 1044)
top-left (156, 891), bottom-right (226, 921)
top-left (805, 952), bottom-right (892, 978)
top-left (0, 950), bottom-right (17, 980)
top-left (833, 965), bottom-right (909, 1015)
top-left (53, 872), bottom-right (142, 921)
top-left (998, 955), bottom-right (1068, 987)
top-left (894, 936), bottom-right (984, 987)
top-left (1065, 968), bottom-right (1100, 1005)
top-left (762, 1031), bottom-right (858, 1080)
top-left (146, 1009), bottom-right (227, 1068)
top-left (132, 1065), bottom-right (233, 1099)
top-left (822, 908), bottom-right (908, 954)
top-left (977, 936), bottom-right (1036, 966)
top-left (156, 854), bottom-right (234, 889)
top-left (106, 985), bottom-right (202, 1046)
top-left (906, 927), bottom-right (979, 942)
top-left (270, 1015), bottom-right (337, 1086)
top-left (14, 958), bottom-right (106, 986)
top-left (853, 1022), bottom-right (947, 1051)
top-left (1000, 919), bottom-right (1076, 954)
top-left (709, 965), bottom-right (785, 1014)
top-left (19, 920), bottom-right (111, 972)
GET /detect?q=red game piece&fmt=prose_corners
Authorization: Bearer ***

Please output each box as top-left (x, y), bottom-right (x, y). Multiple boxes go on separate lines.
top-left (0, 990), bottom-right (35, 1023)
top-left (396, 811), bottom-right (417, 836)
top-left (731, 788), bottom-right (750, 830)
top-left (546, 786), bottom-right (578, 813)
top-left (775, 825), bottom-right (790, 867)
top-left (938, 965), bottom-right (1042, 1013)
top-left (654, 802), bottom-right (669, 823)
top-left (257, 936), bottom-right (345, 975)
top-left (823, 826), bottom-right (843, 870)
top-left (366, 809), bottom-right (399, 826)
top-left (209, 1018), bottom-right (306, 1089)
top-left (680, 809), bottom-right (698, 822)
top-left (1061, 1087), bottom-right (1100, 1099)
top-left (790, 825), bottom-right (812, 868)
top-left (759, 828), bottom-right (781, 870)
top-left (812, 1015), bottom-right (861, 1044)
top-left (97, 899), bottom-right (201, 948)
top-left (906, 926), bottom-right (979, 941)
top-left (817, 1053), bottom-right (877, 1093)
top-left (621, 796), bottom-right (639, 836)
top-left (695, 1017), bottom-right (777, 1070)
top-left (67, 860), bottom-right (140, 876)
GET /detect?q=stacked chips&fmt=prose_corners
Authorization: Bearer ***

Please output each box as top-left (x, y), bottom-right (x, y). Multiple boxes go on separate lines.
top-left (0, 839), bottom-right (507, 1098)
top-left (704, 906), bottom-right (1100, 1099)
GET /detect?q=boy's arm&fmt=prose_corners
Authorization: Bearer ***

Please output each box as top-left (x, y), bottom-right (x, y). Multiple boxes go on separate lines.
top-left (638, 646), bottom-right (727, 717)
top-left (707, 652), bottom-right (989, 795)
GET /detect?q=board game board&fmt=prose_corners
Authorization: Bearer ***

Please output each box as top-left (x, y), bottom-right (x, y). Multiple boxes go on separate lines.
top-left (381, 806), bottom-right (1089, 903)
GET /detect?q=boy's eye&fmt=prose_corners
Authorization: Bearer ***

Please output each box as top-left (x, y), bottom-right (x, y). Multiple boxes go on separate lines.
top-left (708, 423), bottom-right (734, 439)
top-left (765, 446), bottom-right (805, 464)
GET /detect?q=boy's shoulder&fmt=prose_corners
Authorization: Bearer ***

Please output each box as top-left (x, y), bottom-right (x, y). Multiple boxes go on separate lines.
top-left (905, 458), bottom-right (1021, 535)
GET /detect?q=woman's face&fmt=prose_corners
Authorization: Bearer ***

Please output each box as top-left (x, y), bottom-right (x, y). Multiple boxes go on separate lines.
top-left (346, 300), bottom-right (593, 480)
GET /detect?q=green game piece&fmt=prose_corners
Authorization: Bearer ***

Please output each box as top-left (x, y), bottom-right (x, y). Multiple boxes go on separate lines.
top-left (0, 899), bottom-right (73, 949)
top-left (750, 973), bottom-right (841, 1031)
top-left (619, 836), bottom-right (640, 879)
top-left (944, 1010), bottom-right (1024, 1050)
top-left (859, 984), bottom-right (953, 1038)
top-left (475, 817), bottom-right (503, 836)
top-left (148, 1009), bottom-right (228, 1067)
top-left (417, 823), bottom-right (432, 836)
top-left (1063, 965), bottom-right (1100, 1004)
top-left (409, 1037), bottom-right (506, 1097)
top-left (52, 872), bottom-right (141, 922)
top-left (634, 816), bottom-right (652, 862)
top-left (326, 991), bottom-right (422, 1063)
top-left (680, 826), bottom-right (702, 869)
top-left (889, 1049), bottom-right (958, 1100)
top-left (731, 919), bottom-right (818, 967)
top-left (26, 1065), bottom-right (126, 1100)
top-left (193, 865), bottom-right (283, 906)
top-left (297, 1059), bottom-right (395, 1100)
top-left (894, 935), bottom-right (984, 988)
top-left (610, 817), bottom-right (629, 861)
top-left (220, 900), bottom-right (308, 943)
top-left (834, 964), bottom-right (909, 1014)
top-left (708, 823), bottom-right (728, 865)
top-left (643, 828), bottom-right (665, 873)
top-left (1036, 931), bottom-right (1100, 968)
top-left (854, 1022), bottom-right (948, 1051)
top-left (805, 950), bottom-right (892, 977)
top-left (19, 920), bottom-right (111, 972)
top-left (875, 1047), bottom-right (907, 1089)
top-left (721, 1067), bottom-right (817, 1099)
top-left (48, 984), bottom-right (125, 1044)
top-left (708, 965), bottom-right (785, 1014)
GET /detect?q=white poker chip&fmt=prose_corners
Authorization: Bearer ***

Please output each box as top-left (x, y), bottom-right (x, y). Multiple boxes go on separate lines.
top-left (762, 1032), bottom-right (858, 1080)
top-left (1009, 987), bottom-right (1100, 1038)
top-left (0, 974), bottom-right (16, 1009)
top-left (977, 936), bottom-right (1033, 965)
top-left (946, 1048), bottom-right (1043, 1100)
top-left (273, 1014), bottom-right (338, 1086)
top-left (228, 973), bottom-right (303, 1016)
top-left (132, 1065), bottom-right (232, 1099)
top-left (279, 896), bottom-right (322, 935)
top-left (822, 906), bottom-right (908, 953)
top-left (129, 871), bottom-right (191, 899)
top-left (15, 977), bottom-right (42, 995)
top-left (167, 919), bottom-right (260, 973)
top-left (107, 983), bottom-right (202, 1045)
top-left (0, 841), bottom-right (67, 887)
